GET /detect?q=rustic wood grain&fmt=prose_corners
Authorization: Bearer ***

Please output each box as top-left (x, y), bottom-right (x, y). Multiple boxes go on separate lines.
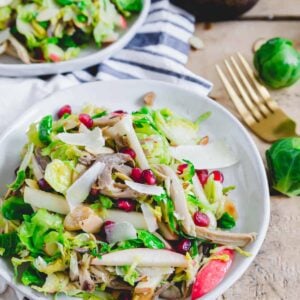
top-left (187, 19), bottom-right (300, 300)
top-left (244, 0), bottom-right (300, 17)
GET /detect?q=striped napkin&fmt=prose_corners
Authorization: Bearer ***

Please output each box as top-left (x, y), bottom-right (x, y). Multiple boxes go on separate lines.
top-left (0, 0), bottom-right (211, 298)
top-left (72, 0), bottom-right (212, 95)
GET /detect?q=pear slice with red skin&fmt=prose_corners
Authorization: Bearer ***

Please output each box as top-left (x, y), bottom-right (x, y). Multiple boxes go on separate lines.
top-left (191, 248), bottom-right (234, 300)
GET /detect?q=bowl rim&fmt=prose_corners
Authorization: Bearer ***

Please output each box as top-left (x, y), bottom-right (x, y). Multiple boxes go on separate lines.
top-left (0, 0), bottom-right (151, 77)
top-left (0, 79), bottom-right (270, 300)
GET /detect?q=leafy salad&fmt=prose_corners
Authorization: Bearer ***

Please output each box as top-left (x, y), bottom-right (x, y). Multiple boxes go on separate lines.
top-left (0, 96), bottom-right (255, 300)
top-left (0, 0), bottom-right (142, 63)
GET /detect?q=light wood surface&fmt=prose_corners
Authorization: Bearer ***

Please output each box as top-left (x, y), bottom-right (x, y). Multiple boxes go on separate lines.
top-left (245, 0), bottom-right (300, 17)
top-left (187, 1), bottom-right (300, 299)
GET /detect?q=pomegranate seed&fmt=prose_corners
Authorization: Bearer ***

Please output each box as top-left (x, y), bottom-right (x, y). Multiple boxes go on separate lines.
top-left (100, 220), bottom-right (115, 239)
top-left (177, 163), bottom-right (188, 175)
top-left (112, 110), bottom-right (126, 116)
top-left (176, 239), bottom-right (192, 254)
top-left (117, 199), bottom-right (135, 212)
top-left (119, 292), bottom-right (131, 300)
top-left (142, 169), bottom-right (156, 185)
top-left (57, 105), bottom-right (72, 118)
top-left (79, 113), bottom-right (93, 128)
top-left (193, 211), bottom-right (210, 227)
top-left (103, 220), bottom-right (115, 227)
top-left (211, 170), bottom-right (224, 183)
top-left (131, 167), bottom-right (143, 183)
top-left (90, 187), bottom-right (100, 197)
top-left (38, 178), bottom-right (52, 192)
top-left (120, 147), bottom-right (136, 159)
top-left (196, 169), bottom-right (209, 185)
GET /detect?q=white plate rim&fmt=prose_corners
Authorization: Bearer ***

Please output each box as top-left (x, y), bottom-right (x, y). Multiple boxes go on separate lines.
top-left (0, 0), bottom-right (150, 77)
top-left (0, 79), bottom-right (270, 300)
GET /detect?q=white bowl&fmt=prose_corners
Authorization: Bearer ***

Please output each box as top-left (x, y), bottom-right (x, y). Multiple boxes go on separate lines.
top-left (0, 80), bottom-right (270, 299)
top-left (0, 0), bottom-right (150, 77)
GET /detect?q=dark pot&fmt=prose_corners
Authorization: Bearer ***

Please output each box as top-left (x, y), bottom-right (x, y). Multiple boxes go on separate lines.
top-left (171, 0), bottom-right (259, 21)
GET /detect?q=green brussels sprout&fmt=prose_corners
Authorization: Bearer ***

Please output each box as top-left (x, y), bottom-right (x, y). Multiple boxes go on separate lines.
top-left (254, 37), bottom-right (300, 89)
top-left (266, 137), bottom-right (300, 196)
top-left (2, 196), bottom-right (33, 220)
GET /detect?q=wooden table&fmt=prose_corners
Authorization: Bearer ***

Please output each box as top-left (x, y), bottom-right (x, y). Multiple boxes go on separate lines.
top-left (187, 0), bottom-right (300, 299)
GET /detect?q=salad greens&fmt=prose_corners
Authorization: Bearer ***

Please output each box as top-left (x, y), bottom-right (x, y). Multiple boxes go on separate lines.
top-left (0, 99), bottom-right (254, 300)
top-left (18, 209), bottom-right (64, 255)
top-left (137, 229), bottom-right (165, 249)
top-left (0, 232), bottom-right (19, 257)
top-left (266, 137), bottom-right (300, 197)
top-left (0, 0), bottom-right (143, 63)
top-left (38, 115), bottom-right (53, 145)
top-left (254, 37), bottom-right (300, 89)
top-left (21, 265), bottom-right (46, 287)
top-left (217, 212), bottom-right (236, 229)
top-left (1, 196), bottom-right (33, 220)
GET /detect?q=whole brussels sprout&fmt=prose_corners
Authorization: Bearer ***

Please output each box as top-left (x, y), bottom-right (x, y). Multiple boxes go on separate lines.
top-left (266, 137), bottom-right (300, 197)
top-left (254, 37), bottom-right (300, 89)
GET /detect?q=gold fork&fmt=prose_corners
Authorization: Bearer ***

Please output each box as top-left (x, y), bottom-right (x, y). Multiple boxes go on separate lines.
top-left (216, 53), bottom-right (298, 142)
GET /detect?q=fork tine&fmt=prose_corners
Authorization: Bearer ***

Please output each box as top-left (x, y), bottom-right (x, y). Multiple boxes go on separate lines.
top-left (237, 52), bottom-right (278, 111)
top-left (224, 59), bottom-right (263, 121)
top-left (230, 56), bottom-right (270, 116)
top-left (216, 65), bottom-right (256, 126)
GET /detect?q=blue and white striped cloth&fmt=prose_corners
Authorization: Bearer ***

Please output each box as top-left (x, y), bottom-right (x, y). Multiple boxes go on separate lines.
top-left (71, 0), bottom-right (212, 95)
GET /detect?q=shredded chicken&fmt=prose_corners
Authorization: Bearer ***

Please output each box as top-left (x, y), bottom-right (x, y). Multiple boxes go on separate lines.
top-left (195, 226), bottom-right (256, 247)
top-left (108, 279), bottom-right (133, 291)
top-left (101, 186), bottom-right (141, 199)
top-left (96, 153), bottom-right (133, 189)
top-left (158, 221), bottom-right (178, 241)
top-left (79, 254), bottom-right (95, 292)
top-left (89, 265), bottom-right (116, 285)
top-left (104, 115), bottom-right (150, 169)
top-left (88, 153), bottom-right (138, 198)
top-left (133, 274), bottom-right (164, 300)
top-left (159, 285), bottom-right (182, 299)
top-left (31, 155), bottom-right (44, 180)
top-left (70, 252), bottom-right (79, 281)
top-left (78, 152), bottom-right (96, 166)
top-left (157, 165), bottom-right (196, 237)
top-left (114, 164), bottom-right (132, 176)
top-left (93, 114), bottom-right (123, 127)
top-left (34, 148), bottom-right (50, 171)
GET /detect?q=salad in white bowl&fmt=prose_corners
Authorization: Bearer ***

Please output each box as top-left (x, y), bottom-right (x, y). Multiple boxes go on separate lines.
top-left (0, 0), bottom-right (143, 63)
top-left (0, 99), bottom-right (256, 300)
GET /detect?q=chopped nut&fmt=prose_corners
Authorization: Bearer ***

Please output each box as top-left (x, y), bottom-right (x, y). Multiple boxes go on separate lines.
top-left (64, 205), bottom-right (103, 233)
top-left (0, 41), bottom-right (7, 55)
top-left (224, 198), bottom-right (238, 220)
top-left (198, 135), bottom-right (209, 145)
top-left (143, 91), bottom-right (156, 106)
top-left (189, 36), bottom-right (204, 50)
